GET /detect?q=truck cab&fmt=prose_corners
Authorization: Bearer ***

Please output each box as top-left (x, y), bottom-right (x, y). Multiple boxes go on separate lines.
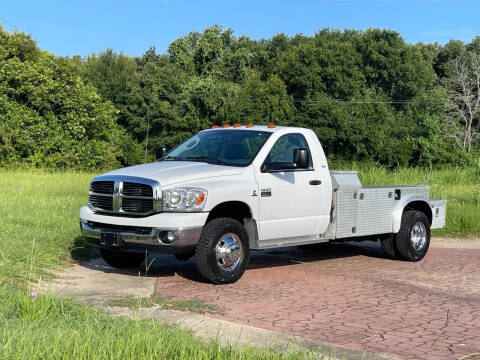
top-left (80, 125), bottom-right (446, 284)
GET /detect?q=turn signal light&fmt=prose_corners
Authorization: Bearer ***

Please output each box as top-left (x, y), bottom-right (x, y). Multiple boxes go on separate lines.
top-left (222, 124), bottom-right (231, 128)
top-left (196, 193), bottom-right (206, 205)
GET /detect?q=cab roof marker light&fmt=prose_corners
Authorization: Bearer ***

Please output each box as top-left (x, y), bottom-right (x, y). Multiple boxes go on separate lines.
top-left (233, 123), bottom-right (241, 128)
top-left (222, 124), bottom-right (231, 128)
top-left (268, 124), bottom-right (276, 128)
top-left (211, 125), bottom-right (219, 129)
top-left (245, 124), bottom-right (254, 128)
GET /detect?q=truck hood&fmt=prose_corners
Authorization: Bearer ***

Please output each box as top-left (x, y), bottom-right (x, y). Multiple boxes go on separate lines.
top-left (103, 161), bottom-right (243, 187)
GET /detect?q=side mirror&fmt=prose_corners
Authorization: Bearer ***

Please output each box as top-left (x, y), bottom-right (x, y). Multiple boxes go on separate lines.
top-left (263, 162), bottom-right (296, 172)
top-left (293, 148), bottom-right (309, 169)
top-left (155, 145), bottom-right (167, 161)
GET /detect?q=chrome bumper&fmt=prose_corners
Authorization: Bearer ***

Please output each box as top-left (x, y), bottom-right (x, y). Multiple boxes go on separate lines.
top-left (80, 219), bottom-right (203, 252)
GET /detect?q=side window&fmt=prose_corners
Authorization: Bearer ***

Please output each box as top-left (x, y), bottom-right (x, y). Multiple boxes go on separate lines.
top-left (265, 134), bottom-right (313, 169)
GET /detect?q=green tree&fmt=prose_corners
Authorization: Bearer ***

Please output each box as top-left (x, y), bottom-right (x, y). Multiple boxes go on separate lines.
top-left (0, 27), bottom-right (141, 169)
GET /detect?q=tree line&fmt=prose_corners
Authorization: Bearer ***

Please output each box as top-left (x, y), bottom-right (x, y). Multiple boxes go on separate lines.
top-left (0, 25), bottom-right (479, 170)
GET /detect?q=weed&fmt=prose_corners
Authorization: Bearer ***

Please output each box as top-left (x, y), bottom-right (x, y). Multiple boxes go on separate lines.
top-left (108, 296), bottom-right (224, 314)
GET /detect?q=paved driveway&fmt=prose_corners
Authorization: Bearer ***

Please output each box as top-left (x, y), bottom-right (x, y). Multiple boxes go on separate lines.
top-left (153, 240), bottom-right (480, 360)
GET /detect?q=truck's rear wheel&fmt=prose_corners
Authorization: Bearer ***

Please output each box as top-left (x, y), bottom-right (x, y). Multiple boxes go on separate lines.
top-left (100, 249), bottom-right (145, 269)
top-left (380, 235), bottom-right (396, 259)
top-left (195, 217), bottom-right (250, 284)
top-left (394, 210), bottom-right (430, 261)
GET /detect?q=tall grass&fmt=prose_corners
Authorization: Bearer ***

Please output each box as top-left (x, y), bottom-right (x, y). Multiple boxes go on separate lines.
top-left (0, 170), bottom-right (94, 282)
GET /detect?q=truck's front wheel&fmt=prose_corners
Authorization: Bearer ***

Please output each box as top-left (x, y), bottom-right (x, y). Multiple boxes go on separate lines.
top-left (100, 249), bottom-right (145, 269)
top-left (195, 218), bottom-right (250, 284)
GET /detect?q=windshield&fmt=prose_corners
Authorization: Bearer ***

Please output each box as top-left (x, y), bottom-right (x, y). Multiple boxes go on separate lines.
top-left (164, 130), bottom-right (271, 167)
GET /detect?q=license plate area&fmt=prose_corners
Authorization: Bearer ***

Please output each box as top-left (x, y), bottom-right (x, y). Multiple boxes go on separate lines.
top-left (100, 232), bottom-right (121, 246)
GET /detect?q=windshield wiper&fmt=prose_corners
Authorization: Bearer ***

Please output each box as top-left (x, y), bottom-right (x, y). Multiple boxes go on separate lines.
top-left (163, 156), bottom-right (184, 161)
top-left (185, 156), bottom-right (229, 166)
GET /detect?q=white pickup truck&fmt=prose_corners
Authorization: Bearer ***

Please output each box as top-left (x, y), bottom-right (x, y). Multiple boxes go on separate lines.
top-left (80, 125), bottom-right (446, 284)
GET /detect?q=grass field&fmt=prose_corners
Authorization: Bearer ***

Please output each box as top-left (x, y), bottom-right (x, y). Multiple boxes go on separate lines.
top-left (0, 166), bottom-right (479, 359)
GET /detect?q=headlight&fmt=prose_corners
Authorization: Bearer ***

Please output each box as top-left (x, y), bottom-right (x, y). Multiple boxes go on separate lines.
top-left (162, 187), bottom-right (207, 212)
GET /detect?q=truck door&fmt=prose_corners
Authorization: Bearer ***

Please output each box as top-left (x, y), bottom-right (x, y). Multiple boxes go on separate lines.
top-left (254, 133), bottom-right (330, 242)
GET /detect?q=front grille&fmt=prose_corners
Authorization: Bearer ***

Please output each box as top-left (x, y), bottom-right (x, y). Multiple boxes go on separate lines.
top-left (89, 194), bottom-right (113, 211)
top-left (90, 181), bottom-right (114, 194)
top-left (122, 198), bottom-right (154, 213)
top-left (86, 221), bottom-right (152, 235)
top-left (88, 178), bottom-right (158, 215)
top-left (123, 182), bottom-right (153, 197)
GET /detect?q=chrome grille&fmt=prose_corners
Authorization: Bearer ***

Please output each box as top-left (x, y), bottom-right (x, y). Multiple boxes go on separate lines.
top-left (88, 176), bottom-right (161, 216)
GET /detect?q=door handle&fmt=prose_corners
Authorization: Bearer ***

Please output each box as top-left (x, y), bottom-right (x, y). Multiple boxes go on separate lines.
top-left (309, 180), bottom-right (322, 185)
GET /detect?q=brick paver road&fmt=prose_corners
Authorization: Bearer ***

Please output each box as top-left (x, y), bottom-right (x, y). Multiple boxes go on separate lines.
top-left (153, 241), bottom-right (480, 359)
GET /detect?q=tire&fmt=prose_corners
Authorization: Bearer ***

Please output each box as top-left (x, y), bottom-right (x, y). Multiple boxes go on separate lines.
top-left (100, 249), bottom-right (145, 269)
top-left (394, 210), bottom-right (430, 261)
top-left (195, 217), bottom-right (250, 284)
top-left (380, 235), bottom-right (396, 259)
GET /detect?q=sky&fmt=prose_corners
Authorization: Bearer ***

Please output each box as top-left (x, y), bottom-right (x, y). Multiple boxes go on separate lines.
top-left (0, 0), bottom-right (479, 57)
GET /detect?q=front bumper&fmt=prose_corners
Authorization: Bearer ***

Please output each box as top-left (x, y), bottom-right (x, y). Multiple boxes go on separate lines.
top-left (79, 206), bottom-right (207, 254)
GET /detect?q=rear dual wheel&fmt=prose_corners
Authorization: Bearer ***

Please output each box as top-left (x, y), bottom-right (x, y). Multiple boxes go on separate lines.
top-left (381, 210), bottom-right (430, 261)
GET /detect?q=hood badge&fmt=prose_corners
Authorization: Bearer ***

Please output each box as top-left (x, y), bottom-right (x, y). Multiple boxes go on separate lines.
top-left (252, 190), bottom-right (258, 197)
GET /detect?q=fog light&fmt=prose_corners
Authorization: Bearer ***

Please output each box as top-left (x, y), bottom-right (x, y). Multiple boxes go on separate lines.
top-left (166, 231), bottom-right (176, 243)
top-left (158, 230), bottom-right (176, 245)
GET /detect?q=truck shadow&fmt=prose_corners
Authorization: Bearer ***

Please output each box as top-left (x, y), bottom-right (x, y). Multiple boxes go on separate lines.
top-left (148, 240), bottom-right (387, 282)
top-left (75, 240), bottom-right (387, 282)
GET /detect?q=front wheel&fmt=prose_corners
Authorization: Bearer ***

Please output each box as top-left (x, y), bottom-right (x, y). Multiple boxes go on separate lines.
top-left (195, 218), bottom-right (250, 284)
top-left (394, 210), bottom-right (430, 261)
top-left (100, 249), bottom-right (145, 269)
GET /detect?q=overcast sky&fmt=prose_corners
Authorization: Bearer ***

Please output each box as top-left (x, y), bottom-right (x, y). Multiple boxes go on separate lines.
top-left (1, 0), bottom-right (479, 56)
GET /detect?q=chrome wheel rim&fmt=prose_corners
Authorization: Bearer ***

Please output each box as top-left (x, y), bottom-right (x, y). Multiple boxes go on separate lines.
top-left (215, 233), bottom-right (243, 272)
top-left (410, 222), bottom-right (427, 252)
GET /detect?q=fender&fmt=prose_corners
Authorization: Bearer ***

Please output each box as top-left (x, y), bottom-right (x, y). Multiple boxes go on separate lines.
top-left (392, 195), bottom-right (433, 233)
